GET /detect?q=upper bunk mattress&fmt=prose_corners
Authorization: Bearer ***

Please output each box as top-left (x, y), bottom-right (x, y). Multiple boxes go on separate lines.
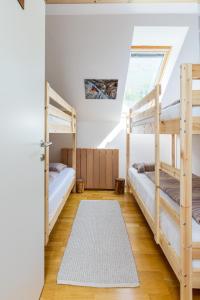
top-left (128, 167), bottom-right (200, 268)
top-left (161, 100), bottom-right (200, 121)
top-left (49, 167), bottom-right (75, 222)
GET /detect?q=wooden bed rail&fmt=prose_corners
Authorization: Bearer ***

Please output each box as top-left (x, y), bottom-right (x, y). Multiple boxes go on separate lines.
top-left (48, 83), bottom-right (75, 116)
top-left (160, 161), bottom-right (180, 180)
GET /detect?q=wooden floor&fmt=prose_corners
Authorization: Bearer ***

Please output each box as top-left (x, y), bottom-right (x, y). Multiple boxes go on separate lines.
top-left (40, 191), bottom-right (200, 300)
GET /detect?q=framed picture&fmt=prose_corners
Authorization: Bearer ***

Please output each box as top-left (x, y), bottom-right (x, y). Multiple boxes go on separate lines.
top-left (84, 79), bottom-right (118, 100)
top-left (18, 0), bottom-right (24, 9)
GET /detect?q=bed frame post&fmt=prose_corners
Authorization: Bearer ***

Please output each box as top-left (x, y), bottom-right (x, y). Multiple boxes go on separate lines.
top-left (171, 134), bottom-right (176, 167)
top-left (72, 109), bottom-right (76, 193)
top-left (180, 64), bottom-right (192, 300)
top-left (155, 84), bottom-right (161, 244)
top-left (126, 109), bottom-right (131, 190)
top-left (45, 82), bottom-right (50, 245)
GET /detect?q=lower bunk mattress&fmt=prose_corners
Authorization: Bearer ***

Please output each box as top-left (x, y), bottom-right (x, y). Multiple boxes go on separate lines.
top-left (128, 167), bottom-right (200, 269)
top-left (49, 168), bottom-right (75, 223)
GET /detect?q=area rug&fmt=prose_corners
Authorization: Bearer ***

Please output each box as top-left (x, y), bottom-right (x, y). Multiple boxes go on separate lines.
top-left (57, 200), bottom-right (139, 288)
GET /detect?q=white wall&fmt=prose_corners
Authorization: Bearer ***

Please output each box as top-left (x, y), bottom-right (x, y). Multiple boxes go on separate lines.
top-left (46, 13), bottom-right (200, 178)
top-left (0, 1), bottom-right (45, 300)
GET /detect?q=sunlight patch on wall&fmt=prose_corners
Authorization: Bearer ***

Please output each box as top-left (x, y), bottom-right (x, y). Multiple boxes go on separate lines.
top-left (97, 117), bottom-right (125, 149)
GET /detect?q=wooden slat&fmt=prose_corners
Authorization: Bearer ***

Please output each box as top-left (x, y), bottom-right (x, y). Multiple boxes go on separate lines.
top-left (67, 149), bottom-right (72, 167)
top-left (49, 104), bottom-right (71, 121)
top-left (49, 122), bottom-right (72, 134)
top-left (86, 149), bottom-right (93, 189)
top-left (192, 242), bottom-right (200, 259)
top-left (192, 64), bottom-right (200, 80)
top-left (93, 149), bottom-right (100, 189)
top-left (160, 196), bottom-right (180, 224)
top-left (180, 64), bottom-right (193, 300)
top-left (160, 161), bottom-right (180, 180)
top-left (192, 117), bottom-right (200, 133)
top-left (192, 90), bottom-right (200, 106)
top-left (131, 86), bottom-right (157, 111)
top-left (61, 148), bottom-right (68, 165)
top-left (76, 148), bottom-right (81, 179)
top-left (192, 270), bottom-right (200, 289)
top-left (160, 118), bottom-right (180, 134)
top-left (99, 150), bottom-right (106, 189)
top-left (112, 149), bottom-right (119, 187)
top-left (133, 105), bottom-right (156, 123)
top-left (80, 149), bottom-right (87, 188)
top-left (106, 150), bottom-right (113, 189)
top-left (159, 231), bottom-right (181, 281)
top-left (48, 84), bottom-right (73, 114)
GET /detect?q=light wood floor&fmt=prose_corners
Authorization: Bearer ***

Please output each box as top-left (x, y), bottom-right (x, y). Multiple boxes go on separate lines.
top-left (40, 191), bottom-right (200, 300)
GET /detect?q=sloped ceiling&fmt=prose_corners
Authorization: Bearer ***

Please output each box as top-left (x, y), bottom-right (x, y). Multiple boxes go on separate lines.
top-left (46, 15), bottom-right (134, 121)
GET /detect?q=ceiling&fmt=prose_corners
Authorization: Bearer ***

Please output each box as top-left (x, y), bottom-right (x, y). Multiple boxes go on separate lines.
top-left (46, 0), bottom-right (200, 3)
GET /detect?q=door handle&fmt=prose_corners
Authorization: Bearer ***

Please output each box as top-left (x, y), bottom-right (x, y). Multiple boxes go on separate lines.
top-left (40, 141), bottom-right (52, 148)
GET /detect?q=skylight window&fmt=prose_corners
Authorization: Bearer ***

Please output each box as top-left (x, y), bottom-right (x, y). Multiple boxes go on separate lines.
top-left (123, 46), bottom-right (170, 112)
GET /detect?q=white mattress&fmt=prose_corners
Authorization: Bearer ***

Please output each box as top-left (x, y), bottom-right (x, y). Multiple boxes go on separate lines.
top-left (49, 168), bottom-right (75, 222)
top-left (49, 115), bottom-right (72, 127)
top-left (128, 167), bottom-right (200, 269)
top-left (161, 101), bottom-right (200, 121)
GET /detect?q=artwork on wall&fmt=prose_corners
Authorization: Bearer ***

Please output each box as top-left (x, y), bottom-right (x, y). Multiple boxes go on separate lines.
top-left (84, 79), bottom-right (118, 100)
top-left (18, 0), bottom-right (24, 9)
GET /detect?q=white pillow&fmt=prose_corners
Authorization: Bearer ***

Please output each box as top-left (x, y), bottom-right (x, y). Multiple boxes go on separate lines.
top-left (49, 163), bottom-right (67, 173)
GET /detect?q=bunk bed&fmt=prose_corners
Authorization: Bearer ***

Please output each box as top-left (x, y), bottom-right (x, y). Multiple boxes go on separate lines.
top-left (44, 82), bottom-right (76, 245)
top-left (126, 64), bottom-right (200, 300)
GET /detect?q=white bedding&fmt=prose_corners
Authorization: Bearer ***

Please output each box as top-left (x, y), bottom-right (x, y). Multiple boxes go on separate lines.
top-left (49, 168), bottom-right (75, 223)
top-left (49, 115), bottom-right (72, 127)
top-left (128, 167), bottom-right (200, 269)
top-left (161, 101), bottom-right (200, 121)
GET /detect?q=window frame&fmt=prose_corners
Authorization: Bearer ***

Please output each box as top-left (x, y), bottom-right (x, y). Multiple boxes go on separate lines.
top-left (129, 45), bottom-right (171, 85)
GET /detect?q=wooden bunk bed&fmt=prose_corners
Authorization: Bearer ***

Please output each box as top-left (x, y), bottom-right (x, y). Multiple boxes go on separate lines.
top-left (126, 64), bottom-right (200, 300)
top-left (44, 82), bottom-right (76, 245)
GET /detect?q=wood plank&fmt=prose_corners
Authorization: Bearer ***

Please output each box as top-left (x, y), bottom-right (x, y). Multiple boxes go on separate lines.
top-left (133, 105), bottom-right (156, 123)
top-left (99, 150), bottom-right (106, 189)
top-left (49, 122), bottom-right (72, 134)
top-left (160, 119), bottom-right (180, 134)
top-left (192, 90), bottom-right (200, 106)
top-left (192, 64), bottom-right (200, 80)
top-left (76, 148), bottom-right (81, 179)
top-left (61, 148), bottom-right (68, 165)
top-left (49, 104), bottom-right (71, 121)
top-left (155, 84), bottom-right (160, 244)
top-left (48, 84), bottom-right (73, 114)
top-left (112, 149), bottom-right (119, 188)
top-left (93, 149), bottom-right (100, 189)
top-left (180, 63), bottom-right (193, 300)
top-left (160, 161), bottom-right (180, 180)
top-left (67, 149), bottom-right (73, 167)
top-left (131, 86), bottom-right (158, 111)
top-left (160, 196), bottom-right (180, 224)
top-left (192, 117), bottom-right (200, 133)
top-left (80, 149), bottom-right (87, 188)
top-left (86, 149), bottom-right (93, 189)
top-left (106, 150), bottom-right (113, 189)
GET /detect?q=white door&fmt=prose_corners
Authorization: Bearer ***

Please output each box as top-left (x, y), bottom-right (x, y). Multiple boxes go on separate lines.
top-left (0, 1), bottom-right (45, 300)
